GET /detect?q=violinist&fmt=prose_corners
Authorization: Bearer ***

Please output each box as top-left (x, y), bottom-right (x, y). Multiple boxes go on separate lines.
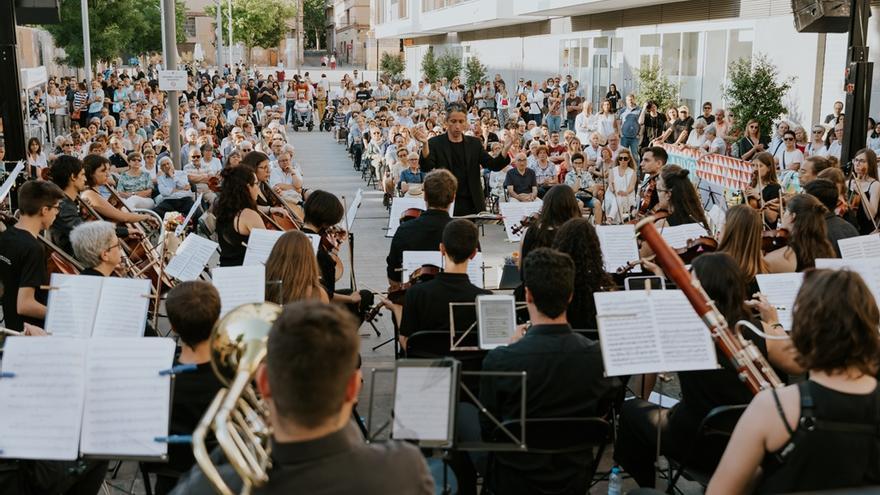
top-left (301, 190), bottom-right (362, 307)
top-left (0, 180), bottom-right (64, 331)
top-left (265, 231), bottom-right (329, 304)
top-left (717, 204), bottom-right (768, 294)
top-left (653, 165), bottom-right (709, 229)
top-left (744, 151), bottom-right (782, 227)
top-left (802, 179), bottom-right (858, 257)
top-left (847, 148), bottom-right (880, 234)
top-left (386, 169), bottom-right (456, 284)
top-left (817, 166), bottom-right (859, 227)
top-left (215, 165), bottom-right (265, 267)
top-left (80, 154), bottom-right (155, 226)
top-left (636, 146), bottom-right (666, 217)
top-left (765, 194), bottom-right (835, 273)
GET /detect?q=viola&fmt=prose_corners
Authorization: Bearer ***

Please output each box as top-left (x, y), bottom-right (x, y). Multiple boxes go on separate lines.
top-left (364, 264), bottom-right (441, 322)
top-left (510, 212), bottom-right (540, 237)
top-left (761, 228), bottom-right (789, 253)
top-left (320, 225), bottom-right (347, 281)
top-left (677, 236), bottom-right (718, 264)
top-left (637, 174), bottom-right (657, 217)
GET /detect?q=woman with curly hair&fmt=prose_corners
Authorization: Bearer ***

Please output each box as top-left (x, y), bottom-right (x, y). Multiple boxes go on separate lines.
top-left (551, 217), bottom-right (612, 331)
top-left (214, 165), bottom-right (264, 266)
top-left (765, 194), bottom-right (835, 273)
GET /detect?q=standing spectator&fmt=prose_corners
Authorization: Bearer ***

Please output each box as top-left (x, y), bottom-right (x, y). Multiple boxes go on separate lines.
top-left (596, 99), bottom-right (616, 140)
top-left (639, 100), bottom-right (665, 150)
top-left (496, 83), bottom-right (512, 126)
top-left (805, 124), bottom-right (829, 158)
top-left (774, 130), bottom-right (805, 173)
top-left (617, 94), bottom-right (641, 159)
top-left (48, 83), bottom-right (69, 138)
top-left (735, 119), bottom-right (769, 161)
top-left (545, 88), bottom-right (562, 133)
top-left (564, 87), bottom-right (583, 131)
top-left (769, 120), bottom-right (791, 156)
top-left (699, 101), bottom-right (715, 125)
top-left (212, 78), bottom-right (227, 108)
top-left (824, 100), bottom-right (844, 124)
top-left (527, 82), bottom-right (544, 125)
top-left (73, 82), bottom-right (90, 127)
top-left (827, 122), bottom-right (844, 160)
top-left (605, 83), bottom-right (622, 112)
top-left (87, 79), bottom-right (104, 122)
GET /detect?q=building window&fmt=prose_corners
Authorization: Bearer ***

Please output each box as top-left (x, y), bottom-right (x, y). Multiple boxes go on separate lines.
top-left (377, 0), bottom-right (408, 24)
top-left (422, 0), bottom-right (472, 12)
top-left (185, 16), bottom-right (197, 38)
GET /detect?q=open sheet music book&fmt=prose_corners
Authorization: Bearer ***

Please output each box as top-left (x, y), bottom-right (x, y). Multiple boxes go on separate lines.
top-left (45, 274), bottom-right (151, 338)
top-left (756, 273), bottom-right (803, 330)
top-left (837, 234), bottom-right (880, 259)
top-left (242, 229), bottom-right (319, 266)
top-left (212, 265), bottom-right (266, 316)
top-left (596, 225), bottom-right (641, 273)
top-left (594, 290), bottom-right (718, 376)
top-left (500, 200), bottom-right (542, 242)
top-left (815, 258), bottom-right (880, 305)
top-left (401, 251), bottom-right (485, 288)
top-left (658, 223), bottom-right (709, 249)
top-left (0, 337), bottom-right (175, 461)
top-left (164, 233), bottom-right (218, 281)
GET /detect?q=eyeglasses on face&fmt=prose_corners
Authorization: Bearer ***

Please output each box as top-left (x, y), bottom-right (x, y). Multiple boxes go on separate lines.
top-left (783, 137), bottom-right (794, 141)
top-left (618, 156), bottom-right (630, 162)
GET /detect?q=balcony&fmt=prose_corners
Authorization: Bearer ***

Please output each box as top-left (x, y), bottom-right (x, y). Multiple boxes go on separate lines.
top-left (513, 0), bottom-right (673, 17)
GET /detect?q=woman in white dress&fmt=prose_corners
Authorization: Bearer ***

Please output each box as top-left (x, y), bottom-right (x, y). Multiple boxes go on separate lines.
top-left (603, 148), bottom-right (637, 223)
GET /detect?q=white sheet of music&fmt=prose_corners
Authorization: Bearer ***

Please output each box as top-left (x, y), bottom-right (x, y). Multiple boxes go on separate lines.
top-left (213, 265), bottom-right (266, 316)
top-left (477, 295), bottom-right (516, 349)
top-left (595, 291), bottom-right (717, 376)
top-left (242, 229), bottom-right (286, 266)
top-left (343, 188), bottom-right (363, 231)
top-left (165, 233), bottom-right (218, 281)
top-left (44, 273), bottom-right (103, 337)
top-left (92, 277), bottom-right (152, 337)
top-left (756, 273), bottom-right (803, 330)
top-left (401, 251), bottom-right (443, 282)
top-left (500, 200), bottom-right (542, 242)
top-left (0, 161), bottom-right (24, 203)
top-left (815, 258), bottom-right (880, 305)
top-left (80, 338), bottom-right (175, 458)
top-left (0, 337), bottom-right (88, 460)
top-left (837, 234), bottom-right (880, 259)
top-left (596, 224), bottom-right (641, 273)
top-left (465, 252), bottom-right (485, 288)
top-left (386, 197), bottom-right (426, 237)
top-left (659, 223), bottom-right (709, 249)
top-left (393, 366), bottom-right (452, 442)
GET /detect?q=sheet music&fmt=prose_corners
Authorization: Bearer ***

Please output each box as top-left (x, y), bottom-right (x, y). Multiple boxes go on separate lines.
top-left (0, 161), bottom-right (25, 203)
top-left (0, 338), bottom-right (88, 460)
top-left (165, 233), bottom-right (218, 281)
top-left (386, 197), bottom-right (426, 237)
top-left (44, 273), bottom-right (102, 337)
top-left (707, 204), bottom-right (726, 235)
top-left (92, 277), bottom-right (152, 337)
top-left (594, 291), bottom-right (717, 376)
top-left (756, 273), bottom-right (803, 330)
top-left (500, 200), bottom-right (543, 242)
top-left (659, 223), bottom-right (709, 249)
top-left (212, 265), bottom-right (266, 316)
top-left (596, 225), bottom-right (641, 273)
top-left (393, 366), bottom-right (453, 442)
top-left (477, 295), bottom-right (516, 349)
top-left (466, 252), bottom-right (485, 288)
top-left (80, 338), bottom-right (175, 458)
top-left (175, 193), bottom-right (204, 236)
top-left (815, 258), bottom-right (880, 305)
top-left (837, 234), bottom-right (880, 259)
top-left (342, 188), bottom-right (363, 231)
top-left (401, 251), bottom-right (443, 282)
top-left (242, 229), bottom-right (286, 266)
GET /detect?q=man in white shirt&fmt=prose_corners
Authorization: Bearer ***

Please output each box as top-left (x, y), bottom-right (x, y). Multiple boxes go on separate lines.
top-left (318, 73), bottom-right (330, 93)
top-left (396, 107), bottom-right (414, 128)
top-left (212, 79), bottom-right (227, 108)
top-left (202, 144), bottom-right (222, 173)
top-left (826, 123), bottom-right (844, 160)
top-left (269, 150), bottom-right (304, 205)
top-left (180, 129), bottom-right (199, 166)
top-left (527, 85), bottom-right (544, 126)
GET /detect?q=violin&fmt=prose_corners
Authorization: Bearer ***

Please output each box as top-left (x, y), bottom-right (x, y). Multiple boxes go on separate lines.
top-left (320, 225), bottom-right (347, 281)
top-left (761, 228), bottom-right (789, 253)
top-left (511, 212), bottom-right (540, 237)
top-left (677, 236), bottom-right (718, 264)
top-left (637, 174), bottom-right (657, 217)
top-left (400, 208), bottom-right (424, 223)
top-left (364, 264), bottom-right (441, 322)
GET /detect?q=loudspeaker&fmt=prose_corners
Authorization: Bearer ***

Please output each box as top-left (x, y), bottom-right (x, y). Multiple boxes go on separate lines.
top-left (14, 0), bottom-right (61, 25)
top-left (792, 0), bottom-right (851, 33)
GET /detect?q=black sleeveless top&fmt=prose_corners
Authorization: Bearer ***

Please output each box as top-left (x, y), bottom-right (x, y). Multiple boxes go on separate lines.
top-left (758, 380), bottom-right (880, 493)
top-left (853, 179), bottom-right (878, 235)
top-left (217, 215), bottom-right (248, 266)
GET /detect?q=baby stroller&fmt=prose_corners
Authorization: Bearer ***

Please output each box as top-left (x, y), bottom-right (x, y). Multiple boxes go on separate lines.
top-left (292, 103), bottom-right (314, 132)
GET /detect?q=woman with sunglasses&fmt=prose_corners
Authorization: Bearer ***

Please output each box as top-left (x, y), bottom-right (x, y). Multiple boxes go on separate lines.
top-left (603, 149), bottom-right (637, 223)
top-left (735, 119), bottom-right (768, 161)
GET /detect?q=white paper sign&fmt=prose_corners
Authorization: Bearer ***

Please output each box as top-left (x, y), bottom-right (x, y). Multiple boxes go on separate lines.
top-left (500, 200), bottom-right (543, 242)
top-left (158, 70), bottom-right (187, 91)
top-left (596, 224), bottom-right (641, 273)
top-left (165, 233), bottom-right (218, 281)
top-left (756, 273), bottom-right (803, 330)
top-left (212, 265), bottom-right (266, 316)
top-left (594, 290), bottom-right (718, 376)
top-left (837, 234), bottom-right (880, 259)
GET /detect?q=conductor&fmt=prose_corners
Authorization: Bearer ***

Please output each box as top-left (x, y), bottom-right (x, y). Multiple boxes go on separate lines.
top-left (415, 101), bottom-right (513, 216)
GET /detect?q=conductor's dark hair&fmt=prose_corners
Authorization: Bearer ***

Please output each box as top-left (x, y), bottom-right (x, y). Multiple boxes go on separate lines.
top-left (18, 180), bottom-right (64, 216)
top-left (446, 101), bottom-right (468, 116)
top-left (523, 247), bottom-right (574, 318)
top-left (267, 301), bottom-right (360, 427)
top-left (424, 169), bottom-right (457, 209)
top-left (82, 153), bottom-right (110, 187)
top-left (441, 219), bottom-right (478, 264)
top-left (803, 178), bottom-right (839, 211)
top-left (643, 146), bottom-right (668, 164)
top-left (303, 190), bottom-right (344, 229)
top-left (48, 154), bottom-right (84, 190)
top-left (166, 281), bottom-right (221, 348)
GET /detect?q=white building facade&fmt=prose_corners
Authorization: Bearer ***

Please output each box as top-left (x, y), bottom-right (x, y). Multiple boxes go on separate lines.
top-left (375, 0), bottom-right (880, 126)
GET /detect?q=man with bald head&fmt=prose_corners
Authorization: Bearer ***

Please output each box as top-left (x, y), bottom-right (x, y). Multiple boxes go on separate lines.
top-left (504, 152), bottom-right (538, 202)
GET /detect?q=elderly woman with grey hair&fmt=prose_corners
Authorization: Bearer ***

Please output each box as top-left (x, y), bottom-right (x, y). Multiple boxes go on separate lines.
top-left (70, 220), bottom-right (123, 277)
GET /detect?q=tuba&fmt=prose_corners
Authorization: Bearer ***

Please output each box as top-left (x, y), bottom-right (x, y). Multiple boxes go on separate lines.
top-left (192, 302), bottom-right (283, 495)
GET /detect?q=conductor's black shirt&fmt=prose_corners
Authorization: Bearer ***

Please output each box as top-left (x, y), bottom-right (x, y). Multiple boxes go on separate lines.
top-left (386, 209), bottom-right (451, 282)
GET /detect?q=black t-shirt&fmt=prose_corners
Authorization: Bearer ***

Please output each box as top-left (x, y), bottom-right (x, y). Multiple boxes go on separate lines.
top-left (386, 210), bottom-right (451, 282)
top-left (641, 113), bottom-right (666, 147)
top-left (672, 117), bottom-right (693, 143)
top-left (259, 87), bottom-right (278, 107)
top-left (168, 361), bottom-right (223, 472)
top-left (448, 140), bottom-right (469, 202)
top-left (355, 89), bottom-right (371, 101)
top-left (399, 273), bottom-right (491, 339)
top-left (0, 226), bottom-right (49, 331)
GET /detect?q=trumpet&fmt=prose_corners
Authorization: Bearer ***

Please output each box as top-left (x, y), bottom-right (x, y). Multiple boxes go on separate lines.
top-left (192, 302), bottom-right (283, 495)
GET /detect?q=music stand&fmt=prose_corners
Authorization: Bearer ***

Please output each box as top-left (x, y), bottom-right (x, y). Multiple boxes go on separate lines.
top-left (448, 301), bottom-right (528, 352)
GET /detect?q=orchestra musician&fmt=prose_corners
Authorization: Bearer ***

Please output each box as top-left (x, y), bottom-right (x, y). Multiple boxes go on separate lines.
top-left (802, 179), bottom-right (859, 257)
top-left (170, 301), bottom-right (435, 494)
top-left (386, 169), bottom-right (456, 285)
top-left (817, 166), bottom-right (859, 228)
top-left (717, 204), bottom-right (768, 294)
top-left (653, 165), bottom-right (709, 229)
top-left (550, 217), bottom-right (612, 331)
top-left (848, 148), bottom-right (880, 234)
top-left (265, 231), bottom-right (329, 304)
top-left (215, 165), bottom-right (265, 267)
top-left (616, 253), bottom-right (798, 489)
top-left (636, 146), bottom-right (667, 218)
top-left (80, 154), bottom-right (156, 225)
top-left (745, 152), bottom-right (782, 227)
top-left (47, 154), bottom-right (90, 254)
top-left (708, 269), bottom-right (880, 494)
top-left (241, 151), bottom-right (286, 214)
top-left (0, 180), bottom-right (64, 331)
top-left (69, 220), bottom-right (123, 277)
top-left (765, 194), bottom-right (835, 273)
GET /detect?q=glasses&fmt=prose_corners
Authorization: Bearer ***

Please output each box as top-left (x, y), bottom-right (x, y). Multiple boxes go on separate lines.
top-left (408, 158), bottom-right (419, 162)
top-left (703, 106), bottom-right (711, 110)
top-left (191, 155), bottom-right (201, 159)
top-left (47, 203), bottom-right (62, 210)
top-left (106, 242), bottom-right (121, 251)
top-left (657, 187), bottom-right (671, 193)
top-left (853, 157), bottom-right (868, 164)
top-left (812, 129), bottom-right (824, 134)
top-left (783, 137), bottom-right (794, 141)
top-left (618, 156), bottom-right (630, 162)
top-left (130, 157), bottom-right (142, 161)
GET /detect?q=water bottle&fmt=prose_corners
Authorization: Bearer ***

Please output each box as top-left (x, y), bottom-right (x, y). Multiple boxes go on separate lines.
top-left (607, 466), bottom-right (623, 495)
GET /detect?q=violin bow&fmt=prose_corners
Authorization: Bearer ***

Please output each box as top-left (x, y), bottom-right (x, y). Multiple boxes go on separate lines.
top-left (341, 195), bottom-right (357, 291)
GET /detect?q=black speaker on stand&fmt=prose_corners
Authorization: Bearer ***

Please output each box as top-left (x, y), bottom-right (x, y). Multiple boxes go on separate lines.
top-left (0, 0), bottom-right (26, 162)
top-left (792, 0), bottom-right (851, 33)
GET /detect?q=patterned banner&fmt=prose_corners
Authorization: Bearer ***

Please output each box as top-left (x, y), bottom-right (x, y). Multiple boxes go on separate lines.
top-left (662, 144), bottom-right (752, 193)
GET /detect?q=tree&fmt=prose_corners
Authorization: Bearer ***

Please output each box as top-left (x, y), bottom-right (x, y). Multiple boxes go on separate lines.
top-left (44, 0), bottom-right (185, 67)
top-left (421, 49), bottom-right (439, 83)
top-left (437, 51), bottom-right (462, 82)
top-left (723, 53), bottom-right (794, 137)
top-left (465, 55), bottom-right (486, 88)
top-left (380, 52), bottom-right (405, 83)
top-left (206, 0), bottom-right (295, 62)
top-left (302, 0), bottom-right (326, 50)
top-left (635, 62), bottom-right (680, 112)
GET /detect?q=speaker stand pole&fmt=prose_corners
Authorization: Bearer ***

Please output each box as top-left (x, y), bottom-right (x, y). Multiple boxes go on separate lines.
top-left (0, 0), bottom-right (26, 162)
top-left (841, 0), bottom-right (873, 169)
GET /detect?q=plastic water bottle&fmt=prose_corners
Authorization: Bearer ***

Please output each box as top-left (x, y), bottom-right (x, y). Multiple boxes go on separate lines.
top-left (608, 466), bottom-right (623, 495)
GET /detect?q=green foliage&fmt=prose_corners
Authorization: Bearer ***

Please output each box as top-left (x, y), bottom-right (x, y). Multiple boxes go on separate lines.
top-left (464, 55), bottom-right (486, 88)
top-left (302, 0), bottom-right (326, 49)
top-left (206, 0), bottom-right (295, 51)
top-left (421, 49), bottom-right (439, 83)
top-left (44, 0), bottom-right (185, 67)
top-left (723, 53), bottom-right (794, 137)
top-left (380, 52), bottom-right (405, 83)
top-left (635, 62), bottom-right (680, 112)
top-left (437, 51), bottom-right (462, 82)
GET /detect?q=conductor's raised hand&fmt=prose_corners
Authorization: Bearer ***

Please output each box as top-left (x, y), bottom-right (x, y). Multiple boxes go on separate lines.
top-left (412, 126), bottom-right (429, 144)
